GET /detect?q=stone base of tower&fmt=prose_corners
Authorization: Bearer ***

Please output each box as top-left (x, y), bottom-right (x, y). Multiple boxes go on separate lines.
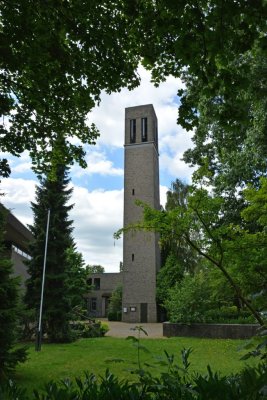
top-left (122, 302), bottom-right (157, 323)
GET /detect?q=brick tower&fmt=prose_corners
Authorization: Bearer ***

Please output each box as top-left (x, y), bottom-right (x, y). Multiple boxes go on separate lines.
top-left (122, 104), bottom-right (160, 323)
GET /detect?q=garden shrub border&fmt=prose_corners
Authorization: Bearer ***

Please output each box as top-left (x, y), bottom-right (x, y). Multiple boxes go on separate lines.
top-left (163, 322), bottom-right (260, 339)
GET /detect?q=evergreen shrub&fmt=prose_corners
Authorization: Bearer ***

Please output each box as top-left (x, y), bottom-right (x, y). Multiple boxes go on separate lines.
top-left (107, 285), bottom-right (122, 321)
top-left (71, 321), bottom-right (109, 338)
top-left (204, 307), bottom-right (255, 324)
top-left (107, 310), bottom-right (122, 321)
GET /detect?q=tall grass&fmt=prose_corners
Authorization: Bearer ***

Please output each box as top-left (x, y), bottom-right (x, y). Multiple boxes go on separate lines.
top-left (15, 336), bottom-right (256, 395)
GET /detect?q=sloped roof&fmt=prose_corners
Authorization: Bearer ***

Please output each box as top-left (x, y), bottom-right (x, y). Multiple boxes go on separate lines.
top-left (1, 204), bottom-right (33, 253)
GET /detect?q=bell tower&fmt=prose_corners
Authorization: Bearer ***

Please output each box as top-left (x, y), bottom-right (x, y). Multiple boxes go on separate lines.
top-left (122, 104), bottom-right (160, 323)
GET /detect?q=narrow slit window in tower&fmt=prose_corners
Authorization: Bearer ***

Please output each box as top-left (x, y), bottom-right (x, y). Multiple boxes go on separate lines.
top-left (130, 119), bottom-right (136, 143)
top-left (90, 298), bottom-right (97, 311)
top-left (132, 253), bottom-right (134, 261)
top-left (132, 189), bottom-right (135, 195)
top-left (141, 117), bottom-right (148, 142)
top-left (94, 278), bottom-right (100, 290)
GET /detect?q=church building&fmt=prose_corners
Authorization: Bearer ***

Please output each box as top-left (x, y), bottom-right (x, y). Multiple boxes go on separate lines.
top-left (88, 104), bottom-right (161, 323)
top-left (122, 104), bottom-right (160, 322)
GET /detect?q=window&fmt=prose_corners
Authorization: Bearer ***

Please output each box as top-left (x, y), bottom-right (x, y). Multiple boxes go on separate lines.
top-left (90, 298), bottom-right (97, 311)
top-left (132, 188), bottom-right (135, 195)
top-left (141, 117), bottom-right (148, 142)
top-left (130, 119), bottom-right (136, 143)
top-left (94, 278), bottom-right (100, 290)
top-left (153, 121), bottom-right (158, 146)
top-left (12, 244), bottom-right (31, 260)
top-left (132, 253), bottom-right (134, 262)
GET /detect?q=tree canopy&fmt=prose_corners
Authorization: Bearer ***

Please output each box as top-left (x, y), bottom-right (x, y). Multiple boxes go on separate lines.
top-left (127, 0), bottom-right (267, 193)
top-left (0, 0), bottom-right (140, 176)
top-left (117, 1), bottom-right (267, 327)
top-left (115, 179), bottom-right (267, 326)
top-left (87, 265), bottom-right (105, 274)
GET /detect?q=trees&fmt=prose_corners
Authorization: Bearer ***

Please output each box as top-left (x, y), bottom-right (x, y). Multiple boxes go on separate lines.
top-left (25, 164), bottom-right (75, 342)
top-left (65, 247), bottom-right (88, 311)
top-left (115, 181), bottom-right (267, 326)
top-left (127, 1), bottom-right (267, 194)
top-left (237, 178), bottom-right (267, 313)
top-left (161, 179), bottom-right (199, 270)
top-left (116, 1), bottom-right (267, 326)
top-left (87, 265), bottom-right (105, 274)
top-left (156, 253), bottom-right (185, 309)
top-left (156, 180), bottom-right (259, 323)
top-left (156, 180), bottom-right (199, 317)
top-left (165, 272), bottom-right (213, 324)
top-left (0, 0), bottom-right (140, 176)
top-left (0, 207), bottom-right (27, 381)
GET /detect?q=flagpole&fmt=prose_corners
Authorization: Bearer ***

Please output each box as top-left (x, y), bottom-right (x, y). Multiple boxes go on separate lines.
top-left (36, 208), bottom-right (50, 351)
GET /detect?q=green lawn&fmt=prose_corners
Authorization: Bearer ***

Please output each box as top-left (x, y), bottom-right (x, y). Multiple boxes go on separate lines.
top-left (15, 336), bottom-right (256, 395)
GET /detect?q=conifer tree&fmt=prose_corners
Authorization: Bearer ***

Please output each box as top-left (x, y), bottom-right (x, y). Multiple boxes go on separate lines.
top-left (25, 164), bottom-right (75, 342)
top-left (0, 206), bottom-right (27, 381)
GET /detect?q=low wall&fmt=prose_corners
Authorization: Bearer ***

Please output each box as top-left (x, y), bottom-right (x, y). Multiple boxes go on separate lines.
top-left (163, 322), bottom-right (260, 339)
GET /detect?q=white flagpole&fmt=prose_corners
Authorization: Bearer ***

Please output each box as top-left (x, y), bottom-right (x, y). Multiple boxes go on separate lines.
top-left (36, 208), bottom-right (50, 351)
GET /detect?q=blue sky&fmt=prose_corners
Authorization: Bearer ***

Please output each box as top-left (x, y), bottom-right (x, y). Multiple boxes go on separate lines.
top-left (1, 66), bottom-right (195, 272)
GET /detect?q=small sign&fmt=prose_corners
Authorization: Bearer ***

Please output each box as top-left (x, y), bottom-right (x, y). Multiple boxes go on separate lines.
top-left (130, 307), bottom-right (136, 312)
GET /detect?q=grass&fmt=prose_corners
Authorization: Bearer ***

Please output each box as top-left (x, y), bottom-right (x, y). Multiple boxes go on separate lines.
top-left (15, 336), bottom-right (257, 395)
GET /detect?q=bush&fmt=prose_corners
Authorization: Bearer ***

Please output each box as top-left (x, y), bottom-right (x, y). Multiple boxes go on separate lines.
top-left (204, 307), bottom-right (255, 324)
top-left (165, 272), bottom-right (215, 323)
top-left (164, 272), bottom-right (256, 325)
top-left (108, 311), bottom-right (122, 321)
top-left (71, 321), bottom-right (109, 338)
top-left (107, 285), bottom-right (122, 321)
top-left (18, 308), bottom-right (37, 341)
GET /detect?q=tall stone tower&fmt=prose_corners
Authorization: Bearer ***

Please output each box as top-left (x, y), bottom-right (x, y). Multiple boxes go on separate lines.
top-left (122, 104), bottom-right (160, 323)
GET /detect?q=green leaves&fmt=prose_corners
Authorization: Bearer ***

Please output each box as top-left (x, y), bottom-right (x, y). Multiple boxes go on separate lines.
top-left (1, 0), bottom-right (141, 174)
top-left (128, 1), bottom-right (267, 193)
top-left (116, 177), bottom-right (266, 326)
top-left (165, 272), bottom-right (214, 323)
top-left (242, 178), bottom-right (267, 227)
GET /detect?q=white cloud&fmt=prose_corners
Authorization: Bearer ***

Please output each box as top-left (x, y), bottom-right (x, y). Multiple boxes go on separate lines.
top-left (1, 178), bottom-right (169, 272)
top-left (88, 65), bottom-right (184, 149)
top-left (72, 150), bottom-right (123, 177)
top-left (160, 152), bottom-right (194, 183)
top-left (12, 162), bottom-right (32, 174)
top-left (70, 185), bottom-right (123, 271)
top-left (0, 151), bottom-right (33, 175)
top-left (160, 129), bottom-right (194, 155)
top-left (1, 178), bottom-right (36, 226)
top-left (160, 185), bottom-right (168, 208)
top-left (87, 66), bottom-right (194, 184)
top-left (2, 66), bottom-right (194, 185)
top-left (1, 177), bottom-right (123, 272)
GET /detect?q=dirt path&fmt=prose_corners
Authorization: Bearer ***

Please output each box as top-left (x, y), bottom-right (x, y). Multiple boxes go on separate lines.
top-left (100, 320), bottom-right (164, 338)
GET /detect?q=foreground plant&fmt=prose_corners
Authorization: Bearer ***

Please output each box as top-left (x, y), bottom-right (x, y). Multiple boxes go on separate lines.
top-left (3, 358), bottom-right (267, 399)
top-left (2, 327), bottom-right (267, 398)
